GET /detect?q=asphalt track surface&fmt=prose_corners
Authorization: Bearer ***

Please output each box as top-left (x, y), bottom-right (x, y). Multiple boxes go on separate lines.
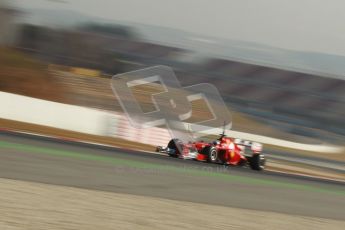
top-left (0, 131), bottom-right (344, 221)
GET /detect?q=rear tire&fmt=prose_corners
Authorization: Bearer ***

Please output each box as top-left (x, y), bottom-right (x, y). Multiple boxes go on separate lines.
top-left (248, 154), bottom-right (265, 170)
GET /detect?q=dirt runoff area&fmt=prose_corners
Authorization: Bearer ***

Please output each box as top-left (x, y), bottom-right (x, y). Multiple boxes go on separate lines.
top-left (0, 178), bottom-right (343, 230)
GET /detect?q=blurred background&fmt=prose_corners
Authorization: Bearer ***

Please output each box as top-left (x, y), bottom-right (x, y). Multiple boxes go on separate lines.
top-left (1, 2), bottom-right (345, 229)
top-left (1, 0), bottom-right (344, 148)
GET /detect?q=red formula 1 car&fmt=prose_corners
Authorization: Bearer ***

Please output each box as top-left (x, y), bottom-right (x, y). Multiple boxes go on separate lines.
top-left (156, 133), bottom-right (266, 170)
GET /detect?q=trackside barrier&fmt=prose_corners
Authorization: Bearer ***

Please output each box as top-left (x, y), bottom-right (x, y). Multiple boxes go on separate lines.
top-left (182, 123), bottom-right (343, 154)
top-left (0, 92), bottom-right (171, 146)
top-left (108, 114), bottom-right (171, 147)
top-left (0, 92), bottom-right (343, 153)
top-left (0, 92), bottom-right (110, 136)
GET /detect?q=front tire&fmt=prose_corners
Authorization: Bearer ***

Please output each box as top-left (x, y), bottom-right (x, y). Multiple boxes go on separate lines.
top-left (203, 146), bottom-right (218, 163)
top-left (167, 139), bottom-right (182, 157)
